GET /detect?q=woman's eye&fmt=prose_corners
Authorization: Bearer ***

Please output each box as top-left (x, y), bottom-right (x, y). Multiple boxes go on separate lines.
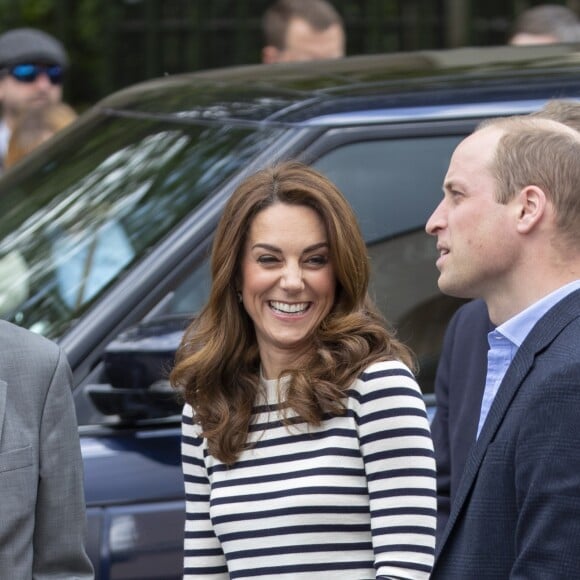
top-left (257, 255), bottom-right (279, 264)
top-left (306, 255), bottom-right (328, 266)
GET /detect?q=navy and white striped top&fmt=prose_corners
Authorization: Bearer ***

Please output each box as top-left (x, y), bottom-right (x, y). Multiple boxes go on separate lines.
top-left (181, 359), bottom-right (436, 579)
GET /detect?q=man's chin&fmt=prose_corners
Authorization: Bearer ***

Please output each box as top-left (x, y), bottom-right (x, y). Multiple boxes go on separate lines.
top-left (437, 276), bottom-right (473, 299)
top-left (27, 96), bottom-right (56, 109)
top-left (29, 100), bottom-right (51, 109)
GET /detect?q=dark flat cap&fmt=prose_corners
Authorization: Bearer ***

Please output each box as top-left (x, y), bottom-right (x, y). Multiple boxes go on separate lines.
top-left (0, 28), bottom-right (69, 68)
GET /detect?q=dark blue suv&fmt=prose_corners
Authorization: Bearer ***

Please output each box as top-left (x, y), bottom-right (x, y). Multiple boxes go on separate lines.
top-left (1, 43), bottom-right (580, 578)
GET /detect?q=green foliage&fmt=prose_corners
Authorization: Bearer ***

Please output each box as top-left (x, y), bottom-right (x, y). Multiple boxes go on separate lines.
top-left (0, 0), bottom-right (53, 28)
top-left (77, 0), bottom-right (102, 48)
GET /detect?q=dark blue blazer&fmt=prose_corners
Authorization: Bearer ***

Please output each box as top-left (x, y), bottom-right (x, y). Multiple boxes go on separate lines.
top-left (431, 298), bottom-right (491, 540)
top-left (432, 289), bottom-right (580, 579)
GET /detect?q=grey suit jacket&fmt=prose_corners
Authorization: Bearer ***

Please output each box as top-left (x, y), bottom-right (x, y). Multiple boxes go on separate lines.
top-left (0, 320), bottom-right (93, 579)
top-left (432, 289), bottom-right (580, 578)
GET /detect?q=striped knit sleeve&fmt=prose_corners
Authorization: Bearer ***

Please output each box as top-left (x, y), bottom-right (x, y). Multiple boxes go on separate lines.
top-left (182, 404), bottom-right (229, 580)
top-left (354, 360), bottom-right (436, 579)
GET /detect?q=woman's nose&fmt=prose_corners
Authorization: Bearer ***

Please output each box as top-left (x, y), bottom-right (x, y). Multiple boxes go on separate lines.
top-left (280, 263), bottom-right (304, 291)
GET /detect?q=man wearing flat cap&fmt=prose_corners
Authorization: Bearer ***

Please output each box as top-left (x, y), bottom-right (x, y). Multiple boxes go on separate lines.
top-left (0, 27), bottom-right (69, 170)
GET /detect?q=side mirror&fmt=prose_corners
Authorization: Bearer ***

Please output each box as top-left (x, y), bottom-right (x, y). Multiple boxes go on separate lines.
top-left (87, 314), bottom-right (192, 421)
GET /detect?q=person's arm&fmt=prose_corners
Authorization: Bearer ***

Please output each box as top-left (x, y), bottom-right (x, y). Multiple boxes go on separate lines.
top-left (33, 347), bottom-right (94, 579)
top-left (512, 363), bottom-right (580, 577)
top-left (358, 361), bottom-right (436, 580)
top-left (182, 405), bottom-right (228, 580)
top-left (432, 299), bottom-right (491, 546)
top-left (430, 309), bottom-right (459, 541)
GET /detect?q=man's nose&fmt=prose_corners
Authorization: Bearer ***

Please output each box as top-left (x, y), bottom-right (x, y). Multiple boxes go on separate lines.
top-left (426, 199), bottom-right (446, 235)
top-left (34, 72), bottom-right (53, 89)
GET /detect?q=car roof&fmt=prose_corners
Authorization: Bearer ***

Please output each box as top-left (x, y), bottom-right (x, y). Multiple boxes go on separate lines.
top-left (99, 44), bottom-right (580, 126)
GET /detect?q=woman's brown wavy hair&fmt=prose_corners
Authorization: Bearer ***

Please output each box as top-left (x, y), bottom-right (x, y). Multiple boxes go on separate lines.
top-left (170, 160), bottom-right (414, 464)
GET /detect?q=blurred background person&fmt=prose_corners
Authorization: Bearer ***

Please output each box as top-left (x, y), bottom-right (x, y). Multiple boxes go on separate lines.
top-left (0, 27), bottom-right (69, 171)
top-left (508, 3), bottom-right (580, 45)
top-left (5, 101), bottom-right (76, 169)
top-left (261, 0), bottom-right (345, 63)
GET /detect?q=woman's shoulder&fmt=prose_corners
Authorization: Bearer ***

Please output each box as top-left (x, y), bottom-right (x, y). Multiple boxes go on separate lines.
top-left (350, 358), bottom-right (422, 399)
top-left (359, 358), bottom-right (416, 382)
top-left (183, 402), bottom-right (194, 420)
top-left (182, 403), bottom-right (203, 437)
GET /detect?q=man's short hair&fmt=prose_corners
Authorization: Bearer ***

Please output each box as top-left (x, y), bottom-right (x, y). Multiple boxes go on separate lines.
top-left (531, 99), bottom-right (580, 133)
top-left (262, 0), bottom-right (343, 50)
top-left (484, 117), bottom-right (580, 247)
top-left (509, 4), bottom-right (580, 43)
top-left (0, 28), bottom-right (69, 69)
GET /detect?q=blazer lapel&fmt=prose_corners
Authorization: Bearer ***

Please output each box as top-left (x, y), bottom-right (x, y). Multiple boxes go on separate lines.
top-left (436, 289), bottom-right (580, 558)
top-left (435, 346), bottom-right (533, 556)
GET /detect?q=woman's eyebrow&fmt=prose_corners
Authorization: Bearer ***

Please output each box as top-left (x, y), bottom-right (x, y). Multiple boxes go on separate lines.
top-left (251, 241), bottom-right (329, 253)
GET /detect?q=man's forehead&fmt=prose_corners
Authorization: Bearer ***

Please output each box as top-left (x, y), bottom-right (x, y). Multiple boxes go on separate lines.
top-left (453, 126), bottom-right (503, 162)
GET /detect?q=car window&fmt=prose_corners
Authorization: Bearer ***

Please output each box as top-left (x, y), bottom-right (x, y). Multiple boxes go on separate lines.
top-left (312, 136), bottom-right (461, 243)
top-left (0, 115), bottom-right (283, 339)
top-left (164, 258), bottom-right (211, 315)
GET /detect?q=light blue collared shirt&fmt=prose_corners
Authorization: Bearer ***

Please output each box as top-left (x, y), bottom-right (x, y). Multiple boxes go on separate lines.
top-left (476, 280), bottom-right (580, 438)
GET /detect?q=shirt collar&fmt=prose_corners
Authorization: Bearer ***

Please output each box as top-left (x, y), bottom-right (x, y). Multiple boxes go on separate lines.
top-left (498, 280), bottom-right (580, 347)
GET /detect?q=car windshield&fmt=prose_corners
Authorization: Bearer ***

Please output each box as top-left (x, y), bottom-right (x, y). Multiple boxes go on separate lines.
top-left (0, 113), bottom-right (282, 339)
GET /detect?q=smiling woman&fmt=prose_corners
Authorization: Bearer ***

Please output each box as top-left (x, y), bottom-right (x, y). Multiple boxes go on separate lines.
top-left (240, 202), bottom-right (336, 377)
top-left (170, 160), bottom-right (437, 580)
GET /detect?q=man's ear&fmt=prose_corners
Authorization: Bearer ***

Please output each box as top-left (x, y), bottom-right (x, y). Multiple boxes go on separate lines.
top-left (516, 185), bottom-right (547, 234)
top-left (262, 45), bottom-right (281, 64)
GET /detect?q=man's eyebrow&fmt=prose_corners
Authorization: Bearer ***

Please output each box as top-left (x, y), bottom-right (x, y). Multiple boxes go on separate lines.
top-left (443, 180), bottom-right (459, 193)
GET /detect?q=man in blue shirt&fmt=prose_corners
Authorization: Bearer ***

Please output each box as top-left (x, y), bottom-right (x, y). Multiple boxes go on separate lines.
top-left (426, 114), bottom-right (580, 578)
top-left (431, 99), bottom-right (580, 541)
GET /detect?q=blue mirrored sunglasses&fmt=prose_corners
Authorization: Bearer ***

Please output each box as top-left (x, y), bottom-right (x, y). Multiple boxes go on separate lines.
top-left (8, 63), bottom-right (64, 85)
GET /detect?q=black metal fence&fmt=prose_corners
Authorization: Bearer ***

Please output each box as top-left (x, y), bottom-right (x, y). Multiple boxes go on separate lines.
top-left (102, 0), bottom-right (512, 90)
top-left (0, 0), bottom-right (576, 108)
